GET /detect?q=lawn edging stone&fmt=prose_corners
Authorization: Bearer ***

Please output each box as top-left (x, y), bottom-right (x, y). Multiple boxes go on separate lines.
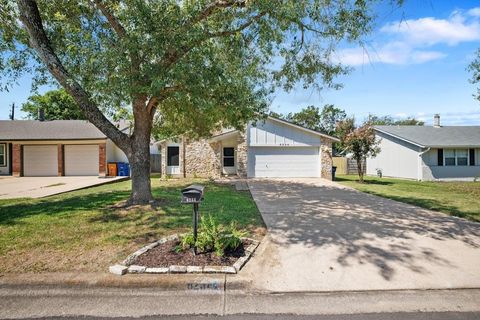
top-left (110, 234), bottom-right (259, 276)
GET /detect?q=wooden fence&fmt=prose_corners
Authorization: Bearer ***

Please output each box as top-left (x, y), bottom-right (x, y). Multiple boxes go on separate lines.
top-left (332, 157), bottom-right (366, 175)
top-left (150, 154), bottom-right (161, 173)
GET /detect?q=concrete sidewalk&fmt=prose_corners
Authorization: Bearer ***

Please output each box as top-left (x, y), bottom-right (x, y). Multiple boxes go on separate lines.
top-left (0, 176), bottom-right (128, 199)
top-left (235, 178), bottom-right (480, 292)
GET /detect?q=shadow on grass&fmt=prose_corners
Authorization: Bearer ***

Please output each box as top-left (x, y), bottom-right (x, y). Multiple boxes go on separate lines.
top-left (360, 190), bottom-right (474, 221)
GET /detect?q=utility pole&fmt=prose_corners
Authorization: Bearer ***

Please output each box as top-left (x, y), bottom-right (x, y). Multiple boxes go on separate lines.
top-left (9, 103), bottom-right (15, 120)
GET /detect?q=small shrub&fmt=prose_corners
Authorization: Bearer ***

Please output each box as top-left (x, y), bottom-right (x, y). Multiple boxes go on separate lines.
top-left (179, 215), bottom-right (247, 257)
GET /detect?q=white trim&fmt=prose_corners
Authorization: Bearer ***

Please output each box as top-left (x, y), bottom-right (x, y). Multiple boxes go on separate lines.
top-left (267, 116), bottom-right (340, 142)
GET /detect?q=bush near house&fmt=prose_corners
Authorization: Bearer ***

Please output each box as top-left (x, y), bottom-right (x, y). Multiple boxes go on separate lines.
top-left (0, 178), bottom-right (263, 273)
top-left (336, 175), bottom-right (480, 222)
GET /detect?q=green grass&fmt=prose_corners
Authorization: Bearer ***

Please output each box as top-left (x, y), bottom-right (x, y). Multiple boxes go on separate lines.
top-left (0, 178), bottom-right (263, 273)
top-left (336, 175), bottom-right (480, 222)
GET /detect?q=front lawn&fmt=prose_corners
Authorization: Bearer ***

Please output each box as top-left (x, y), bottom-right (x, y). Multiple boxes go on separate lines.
top-left (336, 175), bottom-right (480, 222)
top-left (0, 178), bottom-right (264, 273)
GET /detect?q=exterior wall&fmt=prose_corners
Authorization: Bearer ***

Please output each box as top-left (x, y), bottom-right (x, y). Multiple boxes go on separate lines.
top-left (421, 148), bottom-right (480, 180)
top-left (236, 130), bottom-right (248, 178)
top-left (106, 139), bottom-right (128, 163)
top-left (0, 142), bottom-right (10, 175)
top-left (184, 139), bottom-right (221, 178)
top-left (99, 143), bottom-right (106, 177)
top-left (57, 144), bottom-right (64, 176)
top-left (366, 132), bottom-right (421, 180)
top-left (248, 119), bottom-right (322, 147)
top-left (12, 144), bottom-right (21, 177)
top-left (320, 138), bottom-right (333, 180)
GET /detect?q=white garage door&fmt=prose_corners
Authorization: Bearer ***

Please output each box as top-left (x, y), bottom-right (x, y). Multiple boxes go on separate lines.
top-left (64, 145), bottom-right (99, 176)
top-left (248, 147), bottom-right (320, 178)
top-left (24, 145), bottom-right (58, 176)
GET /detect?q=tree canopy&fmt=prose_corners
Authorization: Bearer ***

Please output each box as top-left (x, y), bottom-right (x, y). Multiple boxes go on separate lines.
top-left (366, 114), bottom-right (424, 126)
top-left (0, 0), bottom-right (400, 203)
top-left (468, 48), bottom-right (480, 103)
top-left (21, 88), bottom-right (85, 120)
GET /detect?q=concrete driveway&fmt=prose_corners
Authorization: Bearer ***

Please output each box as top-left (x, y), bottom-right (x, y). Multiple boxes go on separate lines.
top-left (0, 176), bottom-right (128, 199)
top-left (237, 178), bottom-right (480, 292)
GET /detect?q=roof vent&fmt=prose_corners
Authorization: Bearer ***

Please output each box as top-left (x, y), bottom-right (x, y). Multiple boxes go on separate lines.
top-left (433, 114), bottom-right (440, 128)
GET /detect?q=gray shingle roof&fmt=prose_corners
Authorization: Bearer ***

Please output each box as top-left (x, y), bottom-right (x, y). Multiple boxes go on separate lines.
top-left (0, 120), bottom-right (130, 140)
top-left (374, 125), bottom-right (480, 148)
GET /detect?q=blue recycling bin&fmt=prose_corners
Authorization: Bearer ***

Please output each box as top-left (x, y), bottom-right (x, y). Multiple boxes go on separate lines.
top-left (117, 162), bottom-right (130, 176)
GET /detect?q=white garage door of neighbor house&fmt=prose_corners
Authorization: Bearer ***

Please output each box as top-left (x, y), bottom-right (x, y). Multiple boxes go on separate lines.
top-left (23, 145), bottom-right (58, 177)
top-left (248, 147), bottom-right (320, 178)
top-left (64, 145), bottom-right (99, 176)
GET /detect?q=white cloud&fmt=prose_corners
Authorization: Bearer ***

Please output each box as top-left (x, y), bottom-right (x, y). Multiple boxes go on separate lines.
top-left (336, 7), bottom-right (479, 66)
top-left (468, 7), bottom-right (480, 17)
top-left (381, 13), bottom-right (480, 46)
top-left (335, 42), bottom-right (446, 66)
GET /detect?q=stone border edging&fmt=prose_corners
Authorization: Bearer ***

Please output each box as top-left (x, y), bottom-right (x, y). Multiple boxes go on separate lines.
top-left (109, 234), bottom-right (259, 276)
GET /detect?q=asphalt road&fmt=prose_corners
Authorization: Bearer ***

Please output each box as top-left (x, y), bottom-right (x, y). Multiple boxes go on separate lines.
top-left (14, 313), bottom-right (480, 320)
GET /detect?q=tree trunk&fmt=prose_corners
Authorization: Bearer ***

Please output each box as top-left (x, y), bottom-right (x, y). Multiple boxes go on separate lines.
top-left (128, 138), bottom-right (153, 205)
top-left (356, 157), bottom-right (364, 183)
top-left (126, 99), bottom-right (154, 205)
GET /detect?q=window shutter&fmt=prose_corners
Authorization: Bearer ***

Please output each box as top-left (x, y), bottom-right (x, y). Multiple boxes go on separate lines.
top-left (470, 149), bottom-right (475, 166)
top-left (437, 149), bottom-right (443, 166)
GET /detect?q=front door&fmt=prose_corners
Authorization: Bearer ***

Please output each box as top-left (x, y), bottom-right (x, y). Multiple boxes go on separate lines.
top-left (166, 146), bottom-right (180, 175)
top-left (222, 147), bottom-right (236, 175)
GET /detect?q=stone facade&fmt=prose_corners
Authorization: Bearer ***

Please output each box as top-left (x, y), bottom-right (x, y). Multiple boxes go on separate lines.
top-left (236, 130), bottom-right (248, 178)
top-left (184, 139), bottom-right (222, 178)
top-left (320, 138), bottom-right (333, 180)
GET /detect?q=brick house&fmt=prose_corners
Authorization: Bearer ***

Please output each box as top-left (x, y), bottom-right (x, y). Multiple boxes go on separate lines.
top-left (0, 120), bottom-right (129, 177)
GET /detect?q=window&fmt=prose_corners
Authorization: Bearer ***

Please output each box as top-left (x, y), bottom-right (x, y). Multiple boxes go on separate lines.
top-left (223, 147), bottom-right (235, 167)
top-left (456, 149), bottom-right (468, 166)
top-left (444, 149), bottom-right (469, 166)
top-left (444, 149), bottom-right (456, 166)
top-left (0, 144), bottom-right (5, 167)
top-left (167, 146), bottom-right (179, 166)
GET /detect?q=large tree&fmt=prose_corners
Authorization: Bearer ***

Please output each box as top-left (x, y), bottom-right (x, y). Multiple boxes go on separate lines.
top-left (366, 114), bottom-right (424, 126)
top-left (468, 48), bottom-right (480, 103)
top-left (1, 0), bottom-right (396, 204)
top-left (283, 104), bottom-right (347, 136)
top-left (21, 88), bottom-right (85, 120)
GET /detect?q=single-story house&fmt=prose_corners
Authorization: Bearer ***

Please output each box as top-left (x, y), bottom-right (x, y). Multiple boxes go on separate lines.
top-left (0, 120), bottom-right (130, 177)
top-left (158, 116), bottom-right (339, 179)
top-left (366, 115), bottom-right (480, 181)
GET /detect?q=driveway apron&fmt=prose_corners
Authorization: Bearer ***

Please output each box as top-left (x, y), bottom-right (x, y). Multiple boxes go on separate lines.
top-left (237, 178), bottom-right (480, 292)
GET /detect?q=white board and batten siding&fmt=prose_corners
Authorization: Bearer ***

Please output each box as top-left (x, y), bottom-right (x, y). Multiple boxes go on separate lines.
top-left (23, 145), bottom-right (58, 176)
top-left (64, 145), bottom-right (99, 176)
top-left (247, 119), bottom-right (322, 178)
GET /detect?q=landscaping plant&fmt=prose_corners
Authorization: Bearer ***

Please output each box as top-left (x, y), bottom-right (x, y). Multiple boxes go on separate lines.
top-left (180, 215), bottom-right (247, 257)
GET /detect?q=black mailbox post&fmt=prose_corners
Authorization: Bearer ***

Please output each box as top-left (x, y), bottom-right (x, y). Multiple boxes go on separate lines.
top-left (181, 185), bottom-right (205, 254)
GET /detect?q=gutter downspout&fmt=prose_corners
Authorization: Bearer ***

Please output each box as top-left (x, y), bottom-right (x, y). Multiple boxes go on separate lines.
top-left (418, 147), bottom-right (431, 181)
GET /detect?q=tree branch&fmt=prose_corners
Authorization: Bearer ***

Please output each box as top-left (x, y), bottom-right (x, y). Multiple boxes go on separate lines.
top-left (165, 12), bottom-right (266, 70)
top-left (94, 0), bottom-right (126, 38)
top-left (187, 0), bottom-right (247, 26)
top-left (17, 0), bottom-right (130, 151)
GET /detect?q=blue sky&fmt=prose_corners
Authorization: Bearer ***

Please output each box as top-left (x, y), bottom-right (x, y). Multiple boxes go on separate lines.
top-left (270, 0), bottom-right (480, 125)
top-left (1, 0), bottom-right (480, 126)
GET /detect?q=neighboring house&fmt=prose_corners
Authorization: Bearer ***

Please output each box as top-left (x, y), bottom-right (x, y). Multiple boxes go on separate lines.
top-left (0, 120), bottom-right (130, 177)
top-left (367, 115), bottom-right (480, 181)
top-left (158, 116), bottom-right (339, 179)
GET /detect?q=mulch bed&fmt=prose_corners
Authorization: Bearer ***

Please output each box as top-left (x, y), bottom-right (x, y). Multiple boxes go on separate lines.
top-left (132, 239), bottom-right (251, 267)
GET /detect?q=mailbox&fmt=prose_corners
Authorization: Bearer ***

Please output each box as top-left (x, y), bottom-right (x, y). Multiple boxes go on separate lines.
top-left (181, 185), bottom-right (205, 204)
